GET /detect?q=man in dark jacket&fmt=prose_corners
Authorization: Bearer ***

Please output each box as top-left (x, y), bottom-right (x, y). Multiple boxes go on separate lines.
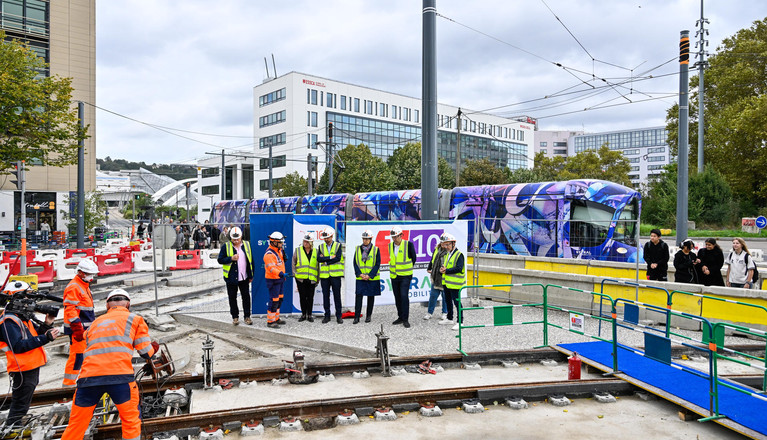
top-left (643, 229), bottom-right (669, 281)
top-left (217, 227), bottom-right (254, 325)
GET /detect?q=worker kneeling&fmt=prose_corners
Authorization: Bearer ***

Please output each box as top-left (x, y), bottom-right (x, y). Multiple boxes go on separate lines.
top-left (62, 289), bottom-right (158, 440)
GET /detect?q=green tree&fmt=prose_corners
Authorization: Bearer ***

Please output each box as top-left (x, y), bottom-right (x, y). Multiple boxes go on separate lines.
top-left (0, 32), bottom-right (88, 172)
top-left (459, 158), bottom-right (508, 186)
top-left (666, 18), bottom-right (767, 210)
top-left (274, 171), bottom-right (308, 197)
top-left (532, 153), bottom-right (567, 181)
top-left (61, 191), bottom-right (107, 236)
top-left (386, 142), bottom-right (455, 189)
top-left (559, 145), bottom-right (632, 187)
top-left (316, 144), bottom-right (395, 194)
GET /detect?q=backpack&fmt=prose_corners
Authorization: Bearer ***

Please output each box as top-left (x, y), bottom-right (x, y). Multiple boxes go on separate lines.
top-left (745, 253), bottom-right (759, 285)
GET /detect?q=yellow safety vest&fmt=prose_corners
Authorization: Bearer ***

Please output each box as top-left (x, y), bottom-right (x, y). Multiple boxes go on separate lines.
top-left (295, 246), bottom-right (319, 283)
top-left (389, 240), bottom-right (413, 278)
top-left (222, 242), bottom-right (253, 279)
top-left (355, 246), bottom-right (380, 281)
top-left (443, 249), bottom-right (465, 290)
top-left (319, 242), bottom-right (344, 278)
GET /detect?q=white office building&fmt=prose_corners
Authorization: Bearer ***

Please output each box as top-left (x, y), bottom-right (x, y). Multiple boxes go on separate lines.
top-left (196, 71), bottom-right (536, 216)
top-left (535, 130), bottom-right (582, 158)
top-left (568, 126), bottom-right (670, 186)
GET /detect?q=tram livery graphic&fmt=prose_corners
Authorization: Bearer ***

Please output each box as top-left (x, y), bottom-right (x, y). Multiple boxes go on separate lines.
top-left (212, 180), bottom-right (640, 262)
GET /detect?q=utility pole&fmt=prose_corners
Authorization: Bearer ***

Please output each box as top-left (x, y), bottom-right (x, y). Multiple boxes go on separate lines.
top-left (268, 139), bottom-right (273, 198)
top-left (131, 185), bottom-right (136, 237)
top-left (220, 149), bottom-right (225, 201)
top-left (77, 101), bottom-right (85, 249)
top-left (421, 0), bottom-right (438, 220)
top-left (455, 108), bottom-right (462, 187)
top-left (307, 153), bottom-right (314, 196)
top-left (185, 182), bottom-right (190, 222)
top-left (676, 30), bottom-right (691, 244)
top-left (695, 0), bottom-right (708, 174)
top-left (19, 161), bottom-right (27, 275)
top-left (327, 122), bottom-right (334, 193)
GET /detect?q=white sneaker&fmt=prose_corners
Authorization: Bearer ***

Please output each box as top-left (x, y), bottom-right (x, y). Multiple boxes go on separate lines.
top-left (423, 313), bottom-right (432, 320)
top-left (438, 318), bottom-right (452, 325)
top-left (452, 323), bottom-right (460, 331)
top-left (441, 313), bottom-right (447, 320)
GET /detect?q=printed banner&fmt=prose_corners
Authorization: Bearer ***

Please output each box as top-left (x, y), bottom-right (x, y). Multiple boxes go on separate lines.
top-left (343, 220), bottom-right (469, 306)
top-left (290, 215), bottom-right (336, 313)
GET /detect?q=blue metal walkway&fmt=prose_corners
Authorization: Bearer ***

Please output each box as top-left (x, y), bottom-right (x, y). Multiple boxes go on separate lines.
top-left (558, 341), bottom-right (767, 439)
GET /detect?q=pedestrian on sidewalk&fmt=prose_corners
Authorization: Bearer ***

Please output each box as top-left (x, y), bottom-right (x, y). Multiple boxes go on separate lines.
top-left (696, 238), bottom-right (725, 286)
top-left (643, 229), bottom-right (669, 281)
top-left (425, 236), bottom-right (449, 323)
top-left (673, 238), bottom-right (699, 284)
top-left (726, 238), bottom-right (757, 289)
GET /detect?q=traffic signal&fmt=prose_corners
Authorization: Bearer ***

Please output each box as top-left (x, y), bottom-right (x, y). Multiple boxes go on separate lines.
top-left (327, 122), bottom-right (333, 139)
top-left (134, 194), bottom-right (141, 200)
top-left (9, 163), bottom-right (21, 190)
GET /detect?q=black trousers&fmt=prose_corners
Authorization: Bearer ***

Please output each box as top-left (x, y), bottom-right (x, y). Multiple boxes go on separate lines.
top-left (444, 287), bottom-right (463, 323)
top-left (320, 277), bottom-right (342, 318)
top-left (226, 280), bottom-right (251, 319)
top-left (296, 279), bottom-right (316, 315)
top-left (5, 368), bottom-right (39, 427)
top-left (391, 275), bottom-right (412, 322)
top-left (354, 295), bottom-right (376, 318)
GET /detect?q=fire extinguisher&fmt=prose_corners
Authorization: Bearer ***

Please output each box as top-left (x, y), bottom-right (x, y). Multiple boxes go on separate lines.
top-left (568, 352), bottom-right (581, 380)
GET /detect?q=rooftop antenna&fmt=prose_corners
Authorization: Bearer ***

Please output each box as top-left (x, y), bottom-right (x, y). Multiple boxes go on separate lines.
top-left (271, 54), bottom-right (277, 77)
top-left (264, 57), bottom-right (271, 79)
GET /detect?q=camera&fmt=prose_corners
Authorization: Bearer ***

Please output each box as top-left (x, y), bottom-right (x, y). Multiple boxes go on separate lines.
top-left (0, 290), bottom-right (62, 322)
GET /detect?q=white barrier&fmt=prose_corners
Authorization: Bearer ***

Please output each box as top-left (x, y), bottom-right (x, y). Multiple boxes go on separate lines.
top-left (55, 256), bottom-right (94, 281)
top-left (751, 249), bottom-right (764, 262)
top-left (36, 249), bottom-right (64, 262)
top-left (200, 249), bottom-right (222, 269)
top-left (132, 250), bottom-right (154, 272)
top-left (0, 263), bottom-right (8, 284)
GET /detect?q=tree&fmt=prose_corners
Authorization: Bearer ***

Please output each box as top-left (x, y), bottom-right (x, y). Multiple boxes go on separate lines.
top-left (274, 171), bottom-right (308, 197)
top-left (459, 158), bottom-right (509, 186)
top-left (532, 153), bottom-right (567, 181)
top-left (0, 32), bottom-right (88, 172)
top-left (316, 144), bottom-right (395, 194)
top-left (61, 191), bottom-right (107, 236)
top-left (559, 145), bottom-right (632, 187)
top-left (386, 142), bottom-right (455, 190)
top-left (666, 18), bottom-right (767, 210)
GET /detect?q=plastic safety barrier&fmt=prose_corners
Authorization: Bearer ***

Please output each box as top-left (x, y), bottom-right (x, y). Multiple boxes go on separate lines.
top-left (95, 253), bottom-right (133, 276)
top-left (0, 263), bottom-right (8, 285)
top-left (132, 250), bottom-right (155, 272)
top-left (8, 260), bottom-right (55, 284)
top-left (36, 249), bottom-right (64, 262)
top-left (170, 250), bottom-right (202, 270)
top-left (65, 248), bottom-right (95, 259)
top-left (200, 249), bottom-right (222, 269)
top-left (2, 250), bottom-right (37, 264)
top-left (55, 256), bottom-right (95, 281)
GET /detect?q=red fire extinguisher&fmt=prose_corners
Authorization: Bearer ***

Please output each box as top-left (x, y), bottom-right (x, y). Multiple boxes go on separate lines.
top-left (568, 352), bottom-right (581, 380)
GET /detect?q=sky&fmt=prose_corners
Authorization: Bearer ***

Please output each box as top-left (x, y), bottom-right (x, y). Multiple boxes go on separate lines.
top-left (95, 1), bottom-right (765, 165)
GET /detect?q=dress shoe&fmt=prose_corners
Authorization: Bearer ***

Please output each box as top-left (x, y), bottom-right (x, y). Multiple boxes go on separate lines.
top-left (365, 316), bottom-right (372, 323)
top-left (322, 316), bottom-right (331, 324)
top-left (307, 315), bottom-right (315, 322)
top-left (353, 317), bottom-right (360, 324)
top-left (298, 314), bottom-right (307, 322)
top-left (392, 318), bottom-right (403, 325)
top-left (403, 321), bottom-right (411, 328)
top-left (337, 316), bottom-right (343, 324)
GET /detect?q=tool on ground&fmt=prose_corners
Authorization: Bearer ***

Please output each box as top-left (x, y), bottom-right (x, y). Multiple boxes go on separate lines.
top-left (283, 350), bottom-right (318, 384)
top-left (202, 335), bottom-right (215, 388)
top-left (144, 342), bottom-right (175, 380)
top-left (376, 325), bottom-right (391, 377)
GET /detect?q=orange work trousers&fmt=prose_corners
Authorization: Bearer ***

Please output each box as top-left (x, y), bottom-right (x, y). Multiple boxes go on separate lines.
top-left (63, 337), bottom-right (85, 387)
top-left (61, 381), bottom-right (141, 440)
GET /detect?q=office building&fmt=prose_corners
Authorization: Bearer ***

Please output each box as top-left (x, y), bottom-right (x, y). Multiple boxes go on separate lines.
top-left (197, 71), bottom-right (535, 215)
top-left (0, 0), bottom-right (96, 234)
top-left (535, 130), bottom-right (582, 158)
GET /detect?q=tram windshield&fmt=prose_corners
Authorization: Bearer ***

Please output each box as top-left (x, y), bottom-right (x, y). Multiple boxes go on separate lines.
top-left (570, 199), bottom-right (615, 248)
top-left (612, 198), bottom-right (638, 246)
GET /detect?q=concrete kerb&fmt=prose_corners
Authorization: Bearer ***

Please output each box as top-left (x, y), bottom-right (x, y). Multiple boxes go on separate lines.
top-left (171, 313), bottom-right (378, 359)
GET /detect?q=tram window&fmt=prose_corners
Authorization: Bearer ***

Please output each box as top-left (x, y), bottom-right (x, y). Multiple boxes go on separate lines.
top-left (570, 200), bottom-right (614, 248)
top-left (613, 198), bottom-right (638, 246)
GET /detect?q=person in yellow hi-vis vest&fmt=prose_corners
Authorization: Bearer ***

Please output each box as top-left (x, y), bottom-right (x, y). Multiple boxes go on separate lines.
top-left (292, 233), bottom-right (319, 322)
top-left (317, 227), bottom-right (344, 324)
top-left (388, 226), bottom-right (417, 328)
top-left (440, 233), bottom-right (466, 331)
top-left (353, 229), bottom-right (381, 324)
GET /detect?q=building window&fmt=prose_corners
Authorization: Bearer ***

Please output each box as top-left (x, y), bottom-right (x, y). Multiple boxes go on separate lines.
top-left (623, 149), bottom-right (640, 156)
top-left (540, 142), bottom-right (548, 147)
top-left (259, 110), bottom-right (286, 128)
top-left (307, 89), bottom-right (318, 105)
top-left (340, 95), bottom-right (346, 110)
top-left (628, 157), bottom-right (640, 163)
top-left (392, 106), bottom-right (397, 120)
top-left (541, 149), bottom-right (547, 155)
top-left (630, 166), bottom-right (640, 172)
top-left (201, 168), bottom-right (219, 178)
top-left (414, 110), bottom-right (419, 123)
top-left (327, 93), bottom-right (335, 108)
top-left (354, 98), bottom-right (360, 113)
top-left (259, 88), bottom-right (286, 107)
top-left (554, 149), bottom-right (567, 155)
top-left (647, 146), bottom-right (665, 154)
top-left (648, 164), bottom-right (664, 170)
top-left (307, 111), bottom-right (318, 127)
top-left (259, 155), bottom-right (286, 170)
top-left (259, 133), bottom-right (286, 149)
top-left (379, 103), bottom-right (387, 117)
top-left (260, 178), bottom-right (283, 191)
top-left (647, 156), bottom-right (665, 162)
top-left (308, 133), bottom-right (318, 149)
top-left (201, 185), bottom-right (219, 195)
top-left (364, 100), bottom-right (373, 114)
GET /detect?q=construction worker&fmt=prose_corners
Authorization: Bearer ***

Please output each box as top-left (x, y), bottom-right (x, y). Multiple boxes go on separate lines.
top-left (317, 227), bottom-right (344, 324)
top-left (264, 231), bottom-right (288, 328)
top-left (353, 229), bottom-right (381, 324)
top-left (440, 233), bottom-right (466, 331)
top-left (389, 226), bottom-right (416, 328)
top-left (292, 233), bottom-right (319, 322)
top-left (0, 281), bottom-right (59, 430)
top-left (62, 258), bottom-right (99, 387)
top-left (217, 226), bottom-right (254, 325)
top-left (61, 289), bottom-right (158, 440)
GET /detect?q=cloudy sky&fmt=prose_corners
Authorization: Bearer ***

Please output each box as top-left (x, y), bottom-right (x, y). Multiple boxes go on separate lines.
top-left (95, 1), bottom-right (763, 164)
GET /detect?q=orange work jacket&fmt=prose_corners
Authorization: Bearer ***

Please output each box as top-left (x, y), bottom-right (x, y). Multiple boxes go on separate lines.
top-left (264, 245), bottom-right (286, 280)
top-left (0, 314), bottom-right (47, 372)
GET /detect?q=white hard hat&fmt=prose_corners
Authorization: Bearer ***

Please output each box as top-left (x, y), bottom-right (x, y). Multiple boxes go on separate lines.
top-left (302, 233), bottom-right (313, 242)
top-left (320, 227), bottom-right (335, 239)
top-left (269, 231), bottom-right (284, 241)
top-left (76, 259), bottom-right (99, 274)
top-left (3, 281), bottom-right (29, 295)
top-left (390, 226), bottom-right (403, 237)
top-left (440, 232), bottom-right (456, 243)
top-left (361, 229), bottom-right (374, 239)
top-left (229, 226), bottom-right (243, 240)
top-left (106, 288), bottom-right (131, 302)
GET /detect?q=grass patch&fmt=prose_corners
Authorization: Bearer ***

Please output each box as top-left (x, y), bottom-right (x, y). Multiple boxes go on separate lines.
top-left (640, 224), bottom-right (766, 238)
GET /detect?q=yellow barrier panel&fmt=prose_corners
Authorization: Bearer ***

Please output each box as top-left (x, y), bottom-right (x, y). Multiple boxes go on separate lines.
top-left (468, 270), bottom-right (512, 290)
top-left (526, 260), bottom-right (588, 275)
top-left (595, 283), bottom-right (701, 315)
top-left (9, 274), bottom-right (39, 291)
top-left (700, 295), bottom-right (767, 326)
top-left (587, 265), bottom-right (646, 280)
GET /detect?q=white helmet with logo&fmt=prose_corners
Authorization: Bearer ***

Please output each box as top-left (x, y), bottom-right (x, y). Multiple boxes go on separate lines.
top-left (3, 281), bottom-right (30, 295)
top-left (320, 227), bottom-right (335, 239)
top-left (440, 232), bottom-right (456, 243)
top-left (229, 226), bottom-right (243, 240)
top-left (390, 226), bottom-right (403, 237)
top-left (76, 259), bottom-right (99, 275)
top-left (361, 229), bottom-right (374, 239)
top-left (302, 233), bottom-right (313, 243)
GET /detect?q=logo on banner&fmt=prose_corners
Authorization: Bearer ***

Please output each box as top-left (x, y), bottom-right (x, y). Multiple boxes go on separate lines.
top-left (377, 229), bottom-right (443, 265)
top-left (569, 313), bottom-right (584, 333)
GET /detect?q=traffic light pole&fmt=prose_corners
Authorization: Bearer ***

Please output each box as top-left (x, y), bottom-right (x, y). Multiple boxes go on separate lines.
top-left (77, 102), bottom-right (85, 250)
top-left (307, 153), bottom-right (313, 196)
top-left (19, 161), bottom-right (27, 275)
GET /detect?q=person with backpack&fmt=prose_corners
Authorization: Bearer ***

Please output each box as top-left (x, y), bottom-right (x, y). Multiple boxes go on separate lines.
top-left (726, 237), bottom-right (758, 289)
